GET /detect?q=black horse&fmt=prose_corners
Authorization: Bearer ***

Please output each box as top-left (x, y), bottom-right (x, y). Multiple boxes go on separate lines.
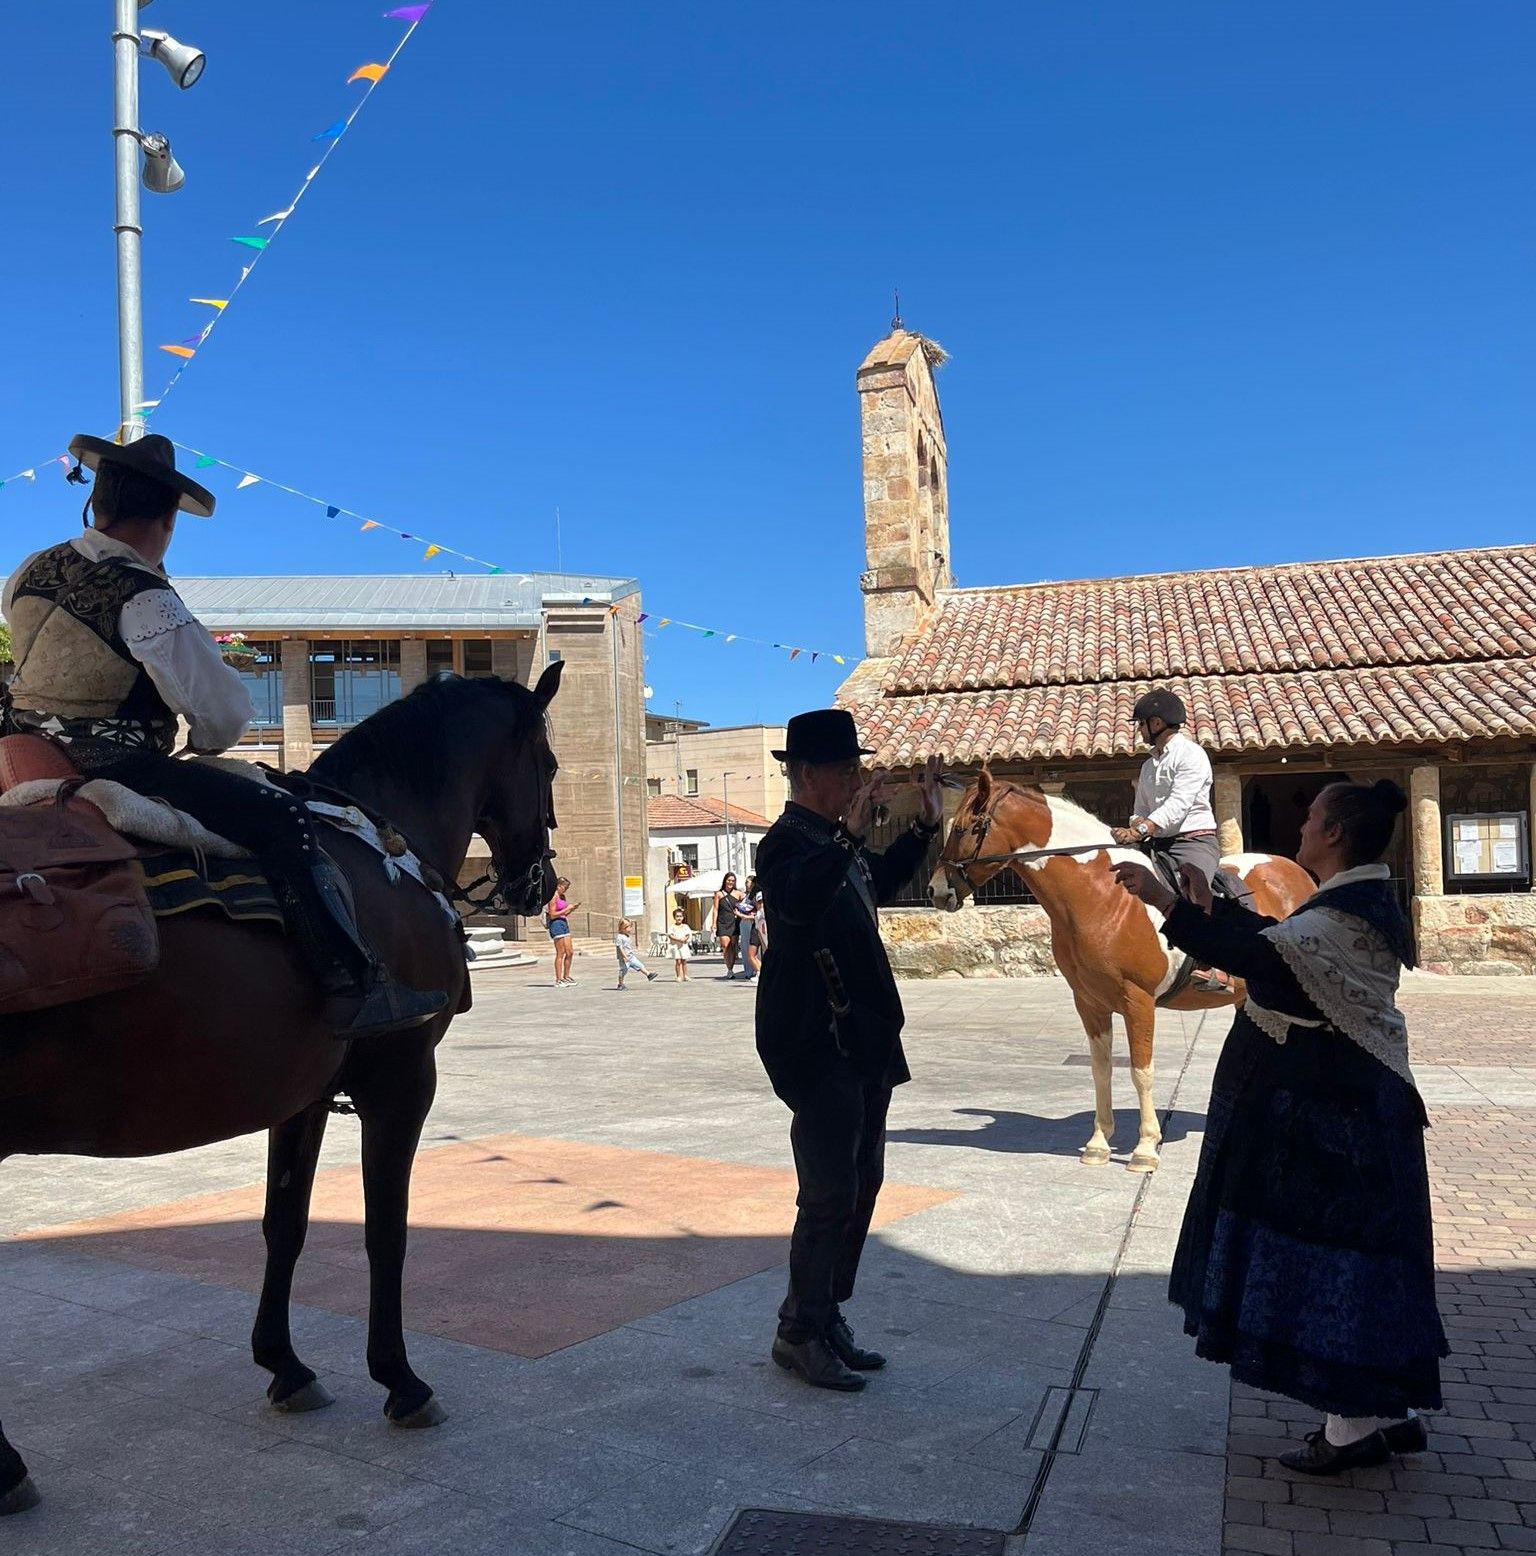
top-left (0, 663), bottom-right (563, 1514)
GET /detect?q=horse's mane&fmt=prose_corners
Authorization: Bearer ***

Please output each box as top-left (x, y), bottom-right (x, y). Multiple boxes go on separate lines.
top-left (311, 674), bottom-right (545, 796)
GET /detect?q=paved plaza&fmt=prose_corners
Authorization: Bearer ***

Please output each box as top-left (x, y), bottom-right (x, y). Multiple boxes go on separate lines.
top-left (1, 958), bottom-right (1533, 1555)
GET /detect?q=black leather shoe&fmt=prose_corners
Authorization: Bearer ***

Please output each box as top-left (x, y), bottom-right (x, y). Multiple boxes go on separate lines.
top-left (827, 1313), bottom-right (886, 1371)
top-left (1280, 1428), bottom-right (1391, 1475)
top-left (1381, 1416), bottom-right (1428, 1455)
top-left (771, 1334), bottom-right (866, 1392)
top-left (324, 973), bottom-right (449, 1037)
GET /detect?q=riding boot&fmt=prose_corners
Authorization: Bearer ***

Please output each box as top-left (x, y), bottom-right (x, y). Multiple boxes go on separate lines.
top-left (298, 858), bottom-right (448, 1037)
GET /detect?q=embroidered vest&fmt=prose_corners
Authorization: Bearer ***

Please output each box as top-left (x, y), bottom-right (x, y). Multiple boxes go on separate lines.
top-left (2, 541), bottom-right (178, 755)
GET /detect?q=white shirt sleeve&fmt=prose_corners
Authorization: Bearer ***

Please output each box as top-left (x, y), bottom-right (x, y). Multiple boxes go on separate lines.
top-left (118, 589), bottom-right (253, 752)
top-left (1133, 760), bottom-right (1154, 821)
top-left (1145, 741), bottom-right (1213, 834)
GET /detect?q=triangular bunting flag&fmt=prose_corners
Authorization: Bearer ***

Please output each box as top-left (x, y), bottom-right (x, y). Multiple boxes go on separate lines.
top-left (159, 345), bottom-right (196, 359)
top-left (811, 653), bottom-right (819, 663)
top-left (231, 235), bottom-right (269, 251)
top-left (833, 655), bottom-right (845, 665)
top-left (194, 456), bottom-right (217, 469)
top-left (360, 521), bottom-right (380, 531)
top-left (636, 613), bottom-right (650, 624)
top-left (55, 455), bottom-right (71, 468)
top-left (386, 4), bottom-right (432, 19)
top-left (657, 618), bottom-right (670, 628)
top-left (789, 649), bottom-right (802, 661)
top-left (312, 121), bottom-right (347, 142)
top-left (725, 634), bottom-right (737, 643)
top-left (487, 567), bottom-right (504, 575)
top-left (236, 473), bottom-right (261, 490)
top-left (190, 298), bottom-right (227, 309)
top-left (701, 630), bottom-right (715, 639)
top-left (423, 544), bottom-right (441, 559)
top-left (326, 506), bottom-right (340, 519)
top-left (349, 63), bottom-right (389, 84)
top-left (256, 209), bottom-right (293, 226)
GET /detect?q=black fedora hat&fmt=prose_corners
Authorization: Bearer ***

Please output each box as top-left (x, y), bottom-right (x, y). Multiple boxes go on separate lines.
top-left (68, 432), bottom-right (216, 519)
top-left (771, 708), bottom-right (875, 765)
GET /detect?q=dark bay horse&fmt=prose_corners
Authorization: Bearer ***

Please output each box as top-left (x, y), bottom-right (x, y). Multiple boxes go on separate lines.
top-left (929, 769), bottom-right (1314, 1174)
top-left (0, 663), bottom-right (564, 1514)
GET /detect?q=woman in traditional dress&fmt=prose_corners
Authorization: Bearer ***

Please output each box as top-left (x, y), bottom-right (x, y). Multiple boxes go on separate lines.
top-left (1113, 779), bottom-right (1446, 1476)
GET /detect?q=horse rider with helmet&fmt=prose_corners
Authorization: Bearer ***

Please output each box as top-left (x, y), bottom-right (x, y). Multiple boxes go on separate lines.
top-left (0, 432), bottom-right (448, 1037)
top-left (1111, 688), bottom-right (1232, 993)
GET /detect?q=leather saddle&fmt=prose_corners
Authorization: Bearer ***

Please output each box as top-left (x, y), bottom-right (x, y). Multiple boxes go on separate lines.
top-left (1143, 843), bottom-right (1251, 1007)
top-left (0, 734), bottom-right (160, 1015)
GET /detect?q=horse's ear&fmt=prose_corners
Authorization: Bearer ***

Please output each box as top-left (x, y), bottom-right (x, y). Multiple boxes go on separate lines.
top-left (975, 766), bottom-right (992, 808)
top-left (533, 658), bottom-right (564, 710)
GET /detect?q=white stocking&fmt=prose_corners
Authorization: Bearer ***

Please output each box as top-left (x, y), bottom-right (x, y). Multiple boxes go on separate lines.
top-left (1325, 1410), bottom-right (1414, 1447)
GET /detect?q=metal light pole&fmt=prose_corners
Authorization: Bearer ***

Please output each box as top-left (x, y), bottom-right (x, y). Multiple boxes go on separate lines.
top-left (721, 771), bottom-right (734, 874)
top-left (113, 0), bottom-right (146, 442)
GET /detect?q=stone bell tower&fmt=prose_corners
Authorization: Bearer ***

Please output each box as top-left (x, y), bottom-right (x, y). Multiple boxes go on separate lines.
top-left (857, 319), bottom-right (953, 658)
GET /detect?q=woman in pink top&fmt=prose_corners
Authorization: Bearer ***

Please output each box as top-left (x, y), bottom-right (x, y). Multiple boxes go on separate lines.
top-left (545, 877), bottom-right (579, 986)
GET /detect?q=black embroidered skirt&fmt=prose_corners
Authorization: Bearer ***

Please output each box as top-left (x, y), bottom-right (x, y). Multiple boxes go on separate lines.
top-left (1170, 1011), bottom-right (1447, 1418)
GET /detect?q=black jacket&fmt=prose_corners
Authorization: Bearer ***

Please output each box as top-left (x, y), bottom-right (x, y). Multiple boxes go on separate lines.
top-left (753, 802), bottom-right (932, 1104)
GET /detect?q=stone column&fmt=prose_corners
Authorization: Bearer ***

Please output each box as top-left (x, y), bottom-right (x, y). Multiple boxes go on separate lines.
top-left (1213, 766), bottom-right (1243, 857)
top-left (399, 639), bottom-right (428, 696)
top-left (1409, 763), bottom-right (1443, 898)
top-left (280, 638), bottom-right (313, 772)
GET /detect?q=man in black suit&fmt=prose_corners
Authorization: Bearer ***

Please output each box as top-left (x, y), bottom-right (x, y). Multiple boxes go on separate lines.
top-left (753, 709), bottom-right (945, 1391)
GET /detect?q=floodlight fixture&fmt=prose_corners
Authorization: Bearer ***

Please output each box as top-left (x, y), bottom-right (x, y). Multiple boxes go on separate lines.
top-left (137, 132), bottom-right (185, 193)
top-left (140, 28), bottom-right (204, 89)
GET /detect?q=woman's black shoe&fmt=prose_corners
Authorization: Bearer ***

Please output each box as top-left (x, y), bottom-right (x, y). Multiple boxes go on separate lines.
top-left (827, 1314), bottom-right (886, 1370)
top-left (1280, 1428), bottom-right (1391, 1475)
top-left (771, 1334), bottom-right (866, 1391)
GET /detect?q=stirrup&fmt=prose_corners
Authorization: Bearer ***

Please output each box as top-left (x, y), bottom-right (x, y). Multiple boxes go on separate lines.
top-left (1191, 968), bottom-right (1233, 993)
top-left (326, 972), bottom-right (448, 1036)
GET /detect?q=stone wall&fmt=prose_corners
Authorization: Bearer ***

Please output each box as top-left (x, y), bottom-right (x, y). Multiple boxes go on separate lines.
top-left (1415, 894), bottom-right (1536, 976)
top-left (880, 906), bottom-right (1062, 979)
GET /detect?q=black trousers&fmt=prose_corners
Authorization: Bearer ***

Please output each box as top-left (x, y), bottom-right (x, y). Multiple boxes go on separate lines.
top-left (93, 751), bottom-right (356, 983)
top-left (777, 1069), bottom-right (891, 1342)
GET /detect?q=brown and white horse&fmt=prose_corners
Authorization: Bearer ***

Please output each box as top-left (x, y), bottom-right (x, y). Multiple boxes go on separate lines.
top-left (928, 770), bottom-right (1314, 1173)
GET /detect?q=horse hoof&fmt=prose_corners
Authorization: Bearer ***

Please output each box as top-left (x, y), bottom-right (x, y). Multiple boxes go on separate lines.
top-left (0, 1477), bottom-right (40, 1516)
top-left (389, 1396), bottom-right (448, 1430)
top-left (1079, 1146), bottom-right (1112, 1166)
top-left (1127, 1153), bottom-right (1160, 1174)
top-left (269, 1379), bottom-right (336, 1414)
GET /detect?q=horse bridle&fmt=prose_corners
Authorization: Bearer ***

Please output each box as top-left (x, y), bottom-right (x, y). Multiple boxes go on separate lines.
top-left (940, 780), bottom-right (1128, 896)
top-left (453, 775), bottom-right (558, 917)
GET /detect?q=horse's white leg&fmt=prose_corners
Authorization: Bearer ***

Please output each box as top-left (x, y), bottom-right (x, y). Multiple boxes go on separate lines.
top-left (1124, 991), bottom-right (1162, 1173)
top-left (1075, 999), bottom-right (1114, 1166)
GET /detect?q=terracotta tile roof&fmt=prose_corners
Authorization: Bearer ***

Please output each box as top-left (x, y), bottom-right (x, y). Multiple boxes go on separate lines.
top-left (844, 545), bottom-right (1536, 764)
top-left (647, 795), bottom-right (771, 830)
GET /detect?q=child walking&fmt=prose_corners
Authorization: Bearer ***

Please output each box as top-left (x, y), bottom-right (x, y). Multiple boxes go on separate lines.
top-left (614, 919), bottom-right (657, 989)
top-left (667, 908), bottom-right (694, 982)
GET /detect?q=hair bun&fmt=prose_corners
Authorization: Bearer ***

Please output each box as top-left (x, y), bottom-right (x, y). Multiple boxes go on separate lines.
top-left (1371, 778), bottom-right (1408, 816)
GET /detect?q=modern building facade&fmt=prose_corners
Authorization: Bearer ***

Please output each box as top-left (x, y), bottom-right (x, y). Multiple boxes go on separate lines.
top-left (177, 572), bottom-right (652, 939)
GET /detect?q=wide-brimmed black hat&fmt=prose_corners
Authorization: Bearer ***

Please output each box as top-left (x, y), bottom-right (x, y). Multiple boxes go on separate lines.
top-left (68, 432), bottom-right (216, 518)
top-left (771, 709), bottom-right (875, 765)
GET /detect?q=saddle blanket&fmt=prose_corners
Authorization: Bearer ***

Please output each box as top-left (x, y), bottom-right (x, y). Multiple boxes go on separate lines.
top-left (0, 776), bottom-right (247, 857)
top-left (137, 851), bottom-right (284, 927)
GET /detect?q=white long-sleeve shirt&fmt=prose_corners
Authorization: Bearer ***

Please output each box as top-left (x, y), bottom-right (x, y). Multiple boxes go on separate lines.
top-left (1132, 731), bottom-right (1217, 836)
top-left (3, 530), bottom-right (253, 753)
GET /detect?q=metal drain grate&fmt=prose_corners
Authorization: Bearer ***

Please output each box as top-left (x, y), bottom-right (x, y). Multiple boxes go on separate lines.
top-left (713, 1509), bottom-right (1006, 1555)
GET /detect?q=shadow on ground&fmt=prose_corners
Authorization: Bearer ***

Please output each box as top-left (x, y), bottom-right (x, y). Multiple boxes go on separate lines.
top-left (888, 1106), bottom-right (1206, 1158)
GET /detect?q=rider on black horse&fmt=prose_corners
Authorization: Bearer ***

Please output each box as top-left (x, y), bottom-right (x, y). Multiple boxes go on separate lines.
top-left (1111, 688), bottom-right (1233, 993)
top-left (0, 432), bottom-right (446, 1036)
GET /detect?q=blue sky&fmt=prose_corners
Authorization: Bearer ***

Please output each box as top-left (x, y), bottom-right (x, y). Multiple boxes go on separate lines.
top-left (2, 2), bottom-right (1532, 728)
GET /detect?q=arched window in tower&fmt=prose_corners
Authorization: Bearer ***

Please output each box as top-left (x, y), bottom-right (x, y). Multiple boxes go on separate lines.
top-left (917, 433), bottom-right (929, 488)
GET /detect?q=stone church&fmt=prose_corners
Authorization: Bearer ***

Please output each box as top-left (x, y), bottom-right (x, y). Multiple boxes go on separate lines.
top-left (839, 325), bottom-right (1536, 976)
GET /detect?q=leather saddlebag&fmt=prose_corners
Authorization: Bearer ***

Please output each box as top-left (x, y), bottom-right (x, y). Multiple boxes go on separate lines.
top-left (0, 789), bottom-right (160, 1015)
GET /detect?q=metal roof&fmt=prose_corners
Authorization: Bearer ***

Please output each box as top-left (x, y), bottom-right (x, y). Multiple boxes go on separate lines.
top-left (175, 572), bottom-right (639, 631)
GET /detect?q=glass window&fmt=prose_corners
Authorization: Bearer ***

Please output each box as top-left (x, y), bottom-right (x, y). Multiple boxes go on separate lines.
top-left (646, 778), bottom-right (661, 797)
top-left (236, 640), bottom-right (282, 728)
top-left (425, 640), bottom-right (454, 677)
top-left (310, 640), bottom-right (401, 725)
top-left (462, 640), bottom-right (494, 678)
top-left (685, 769), bottom-right (699, 796)
top-left (678, 844), bottom-right (699, 871)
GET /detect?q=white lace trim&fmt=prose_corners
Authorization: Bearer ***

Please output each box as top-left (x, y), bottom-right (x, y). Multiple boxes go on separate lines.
top-left (120, 588), bottom-right (196, 645)
top-left (1261, 906), bottom-right (1416, 1090)
top-left (1243, 997), bottom-right (1322, 1046)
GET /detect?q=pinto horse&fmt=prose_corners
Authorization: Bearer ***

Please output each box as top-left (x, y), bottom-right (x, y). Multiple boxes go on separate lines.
top-left (0, 664), bottom-right (564, 1515)
top-left (928, 769), bottom-right (1313, 1175)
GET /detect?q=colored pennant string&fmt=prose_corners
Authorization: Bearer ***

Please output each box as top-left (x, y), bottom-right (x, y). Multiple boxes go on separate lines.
top-left (360, 520), bottom-right (380, 531)
top-left (423, 544), bottom-right (441, 559)
top-left (159, 345), bottom-right (196, 359)
top-left (194, 456), bottom-right (217, 469)
top-left (236, 473), bottom-right (261, 490)
top-left (138, 4), bottom-right (433, 427)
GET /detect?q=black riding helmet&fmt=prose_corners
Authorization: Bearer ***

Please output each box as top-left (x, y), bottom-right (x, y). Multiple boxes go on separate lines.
top-left (1131, 689), bottom-right (1187, 728)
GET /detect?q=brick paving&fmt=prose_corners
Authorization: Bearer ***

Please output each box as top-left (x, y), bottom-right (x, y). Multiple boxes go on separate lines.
top-left (1222, 983), bottom-right (1536, 1555)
